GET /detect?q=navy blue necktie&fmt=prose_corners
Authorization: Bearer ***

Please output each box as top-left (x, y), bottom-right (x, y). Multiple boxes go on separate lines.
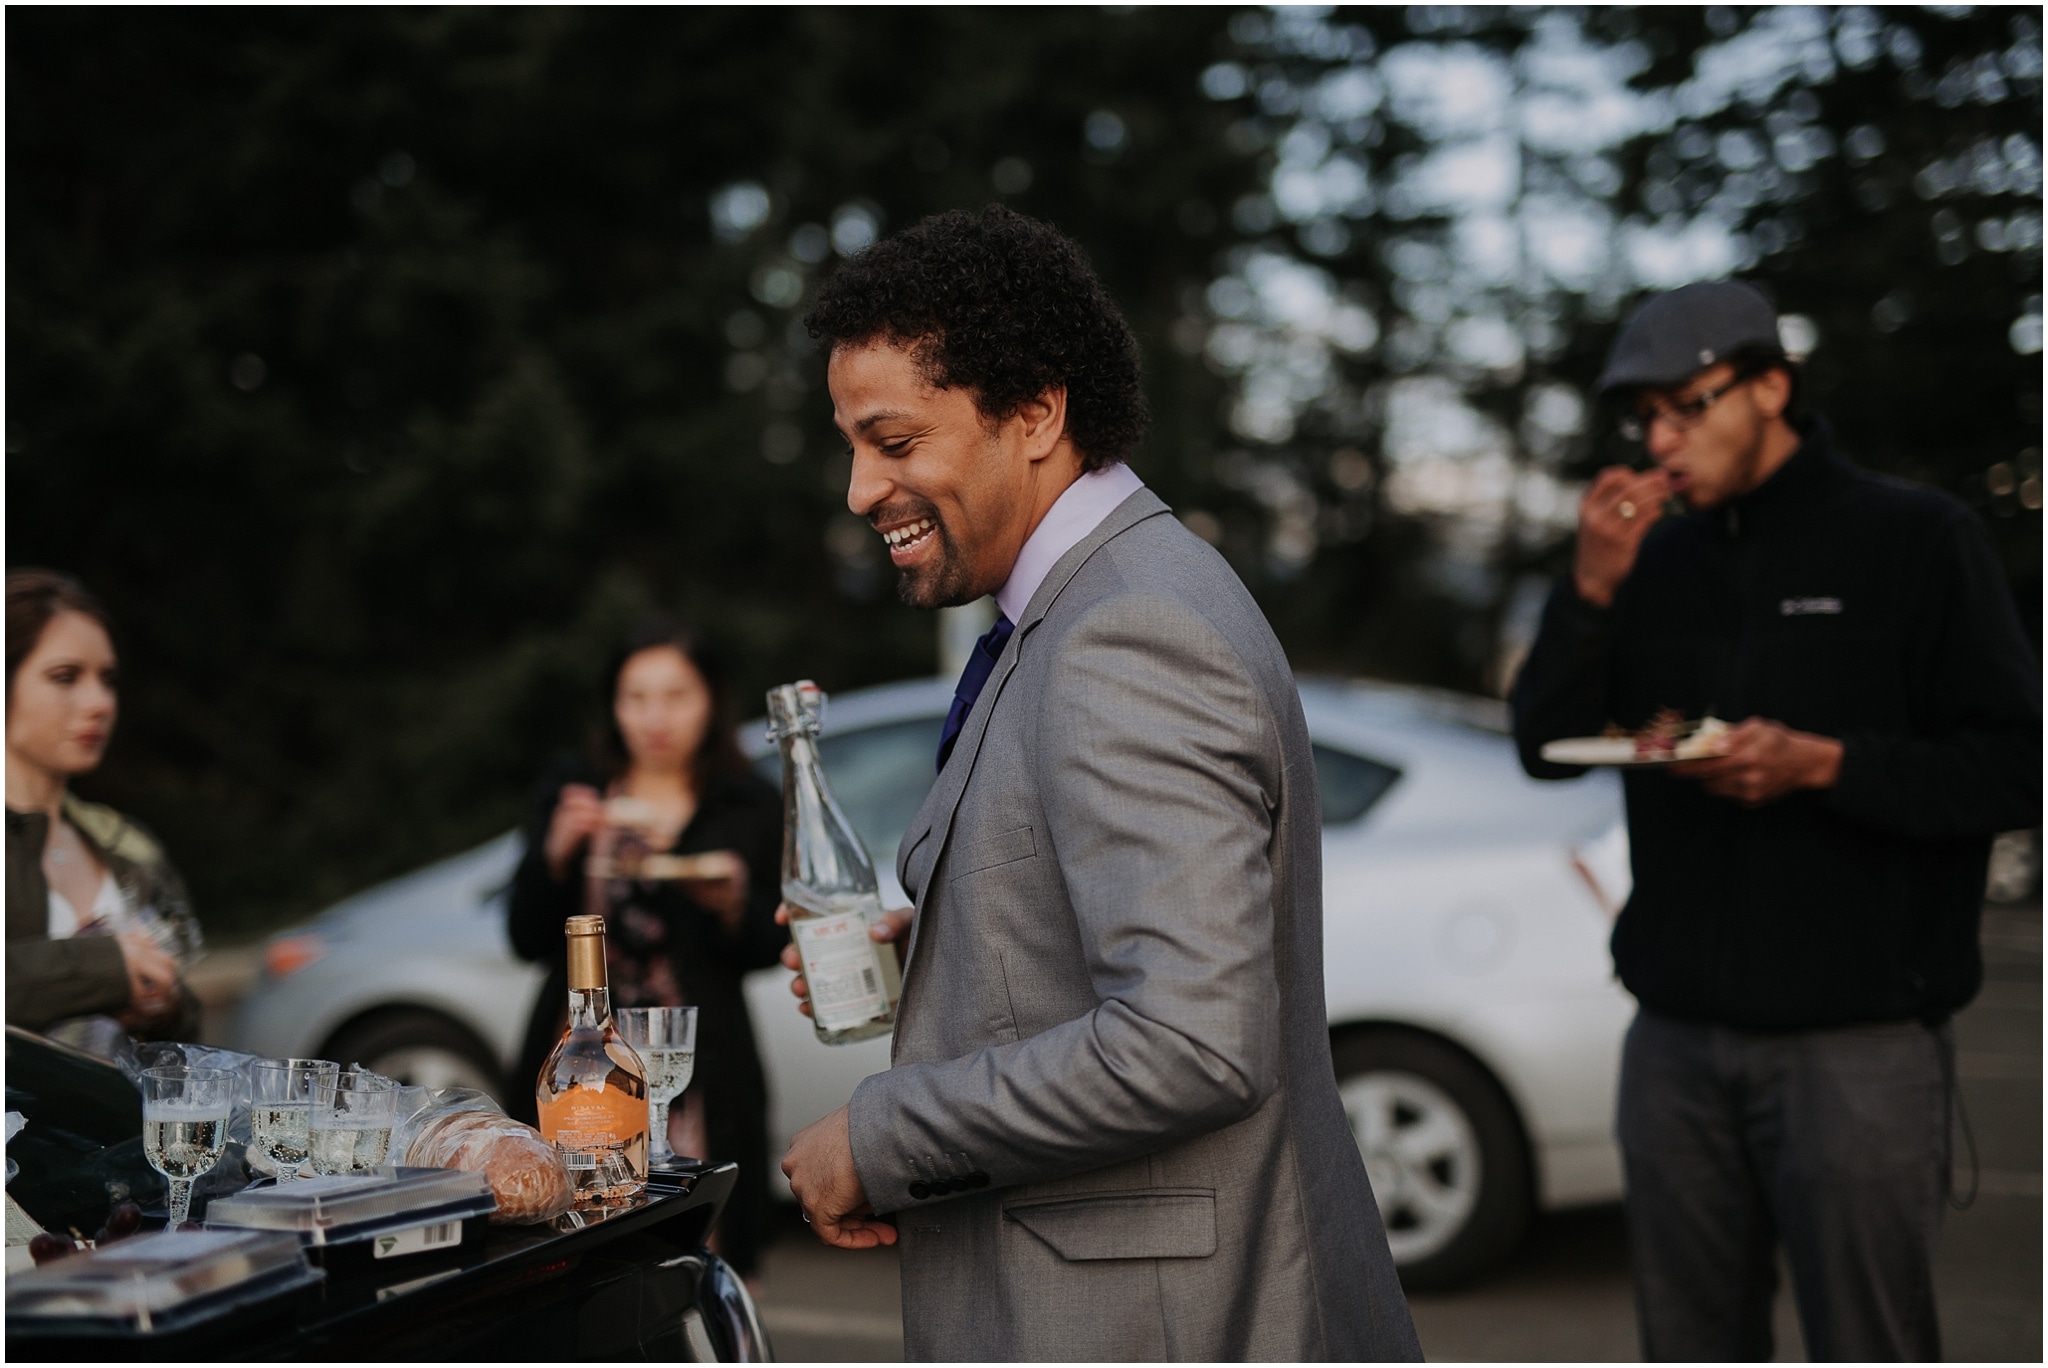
top-left (936, 613), bottom-right (1014, 773)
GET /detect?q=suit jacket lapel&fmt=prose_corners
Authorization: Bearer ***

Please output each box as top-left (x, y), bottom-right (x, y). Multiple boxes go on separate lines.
top-left (892, 487), bottom-right (1173, 985)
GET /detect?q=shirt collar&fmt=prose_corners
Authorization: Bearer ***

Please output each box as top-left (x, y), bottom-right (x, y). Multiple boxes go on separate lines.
top-left (994, 462), bottom-right (1146, 623)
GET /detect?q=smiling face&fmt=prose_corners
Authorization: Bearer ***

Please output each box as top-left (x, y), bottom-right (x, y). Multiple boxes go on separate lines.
top-left (1636, 361), bottom-right (1796, 509)
top-left (829, 338), bottom-right (1081, 610)
top-left (613, 645), bottom-right (713, 774)
top-left (6, 610), bottom-right (118, 780)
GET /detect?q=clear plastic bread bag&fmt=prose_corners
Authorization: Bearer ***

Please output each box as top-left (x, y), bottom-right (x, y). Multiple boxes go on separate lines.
top-left (389, 1087), bottom-right (572, 1225)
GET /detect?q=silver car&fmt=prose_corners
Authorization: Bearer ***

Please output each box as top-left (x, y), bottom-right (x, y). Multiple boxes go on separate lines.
top-left (230, 675), bottom-right (1632, 1286)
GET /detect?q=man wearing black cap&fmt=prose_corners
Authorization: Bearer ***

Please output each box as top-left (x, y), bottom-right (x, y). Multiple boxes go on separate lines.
top-left (1512, 279), bottom-right (2040, 1360)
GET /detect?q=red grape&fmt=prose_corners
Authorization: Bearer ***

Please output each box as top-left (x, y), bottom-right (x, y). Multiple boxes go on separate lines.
top-left (104, 1201), bottom-right (143, 1240)
top-left (28, 1232), bottom-right (76, 1266)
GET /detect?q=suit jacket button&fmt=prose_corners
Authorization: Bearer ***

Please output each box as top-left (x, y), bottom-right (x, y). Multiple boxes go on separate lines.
top-left (931, 1178), bottom-right (955, 1195)
top-left (909, 1181), bottom-right (931, 1200)
top-left (966, 1172), bottom-right (989, 1188)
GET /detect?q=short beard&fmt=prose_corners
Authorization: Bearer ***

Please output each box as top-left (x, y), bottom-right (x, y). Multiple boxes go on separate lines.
top-left (894, 520), bottom-right (981, 610)
top-left (1729, 408), bottom-right (1771, 499)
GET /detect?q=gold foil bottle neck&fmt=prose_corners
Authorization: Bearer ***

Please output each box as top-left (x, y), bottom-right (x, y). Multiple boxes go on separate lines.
top-left (564, 914), bottom-right (607, 991)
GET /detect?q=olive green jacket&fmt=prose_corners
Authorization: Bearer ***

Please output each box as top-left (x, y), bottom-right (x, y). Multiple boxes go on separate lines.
top-left (5, 795), bottom-right (201, 1037)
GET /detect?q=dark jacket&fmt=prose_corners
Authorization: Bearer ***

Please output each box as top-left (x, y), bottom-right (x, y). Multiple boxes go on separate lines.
top-left (5, 795), bottom-right (203, 1038)
top-left (1512, 422), bottom-right (2040, 1031)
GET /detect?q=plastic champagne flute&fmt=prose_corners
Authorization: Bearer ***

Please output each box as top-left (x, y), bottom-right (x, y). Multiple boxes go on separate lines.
top-left (141, 1066), bottom-right (235, 1228)
top-left (616, 1006), bottom-right (698, 1169)
top-left (308, 1071), bottom-right (399, 1175)
top-left (248, 1058), bottom-right (338, 1183)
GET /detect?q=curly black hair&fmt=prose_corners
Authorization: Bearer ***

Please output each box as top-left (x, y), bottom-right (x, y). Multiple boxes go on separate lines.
top-left (804, 205), bottom-right (1148, 471)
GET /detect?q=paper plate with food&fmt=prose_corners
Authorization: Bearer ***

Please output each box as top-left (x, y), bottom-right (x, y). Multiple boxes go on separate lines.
top-left (1541, 710), bottom-right (1731, 768)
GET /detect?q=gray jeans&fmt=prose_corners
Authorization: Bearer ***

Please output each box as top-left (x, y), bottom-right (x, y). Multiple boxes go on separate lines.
top-left (1616, 1009), bottom-right (1946, 1361)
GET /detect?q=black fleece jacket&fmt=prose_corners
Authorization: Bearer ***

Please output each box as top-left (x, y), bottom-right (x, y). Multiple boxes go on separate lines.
top-left (1512, 421), bottom-right (2040, 1030)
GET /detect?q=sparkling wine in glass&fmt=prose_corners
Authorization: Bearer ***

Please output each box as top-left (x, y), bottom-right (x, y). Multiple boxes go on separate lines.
top-left (249, 1058), bottom-right (338, 1183)
top-left (308, 1071), bottom-right (398, 1176)
top-left (616, 1006), bottom-right (698, 1169)
top-left (141, 1066), bottom-right (234, 1228)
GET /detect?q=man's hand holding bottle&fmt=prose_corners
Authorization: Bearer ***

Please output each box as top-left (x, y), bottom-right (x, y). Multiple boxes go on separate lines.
top-left (774, 903), bottom-right (910, 1019)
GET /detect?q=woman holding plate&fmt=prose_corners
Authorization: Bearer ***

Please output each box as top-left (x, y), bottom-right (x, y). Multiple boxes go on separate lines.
top-left (506, 614), bottom-right (784, 1277)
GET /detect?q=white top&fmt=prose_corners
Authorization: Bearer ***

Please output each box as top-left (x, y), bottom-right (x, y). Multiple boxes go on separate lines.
top-left (48, 871), bottom-right (132, 940)
top-left (993, 462), bottom-right (1146, 625)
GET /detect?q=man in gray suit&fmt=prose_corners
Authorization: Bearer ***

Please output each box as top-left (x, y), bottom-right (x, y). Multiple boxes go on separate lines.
top-left (778, 206), bottom-right (1418, 1361)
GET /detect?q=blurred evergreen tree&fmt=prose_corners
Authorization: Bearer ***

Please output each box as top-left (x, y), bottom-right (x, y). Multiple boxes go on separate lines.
top-left (9, 8), bottom-right (2038, 933)
top-left (1191, 6), bottom-right (2040, 687)
top-left (8, 7), bottom-right (1254, 930)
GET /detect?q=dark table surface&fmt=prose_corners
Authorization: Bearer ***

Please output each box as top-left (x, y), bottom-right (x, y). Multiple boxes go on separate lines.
top-left (8, 1164), bottom-right (738, 1361)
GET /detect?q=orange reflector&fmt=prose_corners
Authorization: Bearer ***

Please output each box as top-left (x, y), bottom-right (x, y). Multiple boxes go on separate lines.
top-left (264, 935), bottom-right (327, 978)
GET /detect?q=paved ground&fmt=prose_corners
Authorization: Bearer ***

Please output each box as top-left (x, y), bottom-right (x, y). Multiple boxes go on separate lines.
top-left (754, 1211), bottom-right (908, 1363)
top-left (750, 902), bottom-right (2042, 1362)
top-left (196, 907), bottom-right (2035, 1359)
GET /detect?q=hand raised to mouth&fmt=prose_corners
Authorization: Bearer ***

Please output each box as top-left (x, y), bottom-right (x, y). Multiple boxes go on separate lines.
top-left (1573, 466), bottom-right (1673, 608)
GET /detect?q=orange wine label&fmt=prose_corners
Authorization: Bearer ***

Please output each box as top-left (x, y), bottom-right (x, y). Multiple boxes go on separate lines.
top-left (539, 1083), bottom-right (647, 1151)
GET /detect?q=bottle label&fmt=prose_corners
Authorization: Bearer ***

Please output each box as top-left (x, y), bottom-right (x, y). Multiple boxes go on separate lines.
top-left (539, 1082), bottom-right (647, 1153)
top-left (374, 1220), bottom-right (462, 1259)
top-left (792, 912), bottom-right (891, 1031)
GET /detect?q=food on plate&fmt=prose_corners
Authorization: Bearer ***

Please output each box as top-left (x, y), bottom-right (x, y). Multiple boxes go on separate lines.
top-left (603, 796), bottom-right (661, 832)
top-left (584, 851), bottom-right (730, 882)
top-left (1612, 709), bottom-right (1730, 761)
top-left (1678, 715), bottom-right (1731, 759)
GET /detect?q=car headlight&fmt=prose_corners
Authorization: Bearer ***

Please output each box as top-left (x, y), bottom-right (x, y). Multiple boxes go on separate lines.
top-left (263, 933), bottom-right (327, 979)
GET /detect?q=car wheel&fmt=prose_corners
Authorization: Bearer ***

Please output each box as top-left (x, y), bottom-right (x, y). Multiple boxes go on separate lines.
top-left (1332, 1028), bottom-right (1531, 1289)
top-left (323, 1010), bottom-right (504, 1100)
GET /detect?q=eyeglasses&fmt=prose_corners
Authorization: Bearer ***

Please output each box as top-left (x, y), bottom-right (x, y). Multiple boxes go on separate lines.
top-left (1617, 370), bottom-right (1759, 443)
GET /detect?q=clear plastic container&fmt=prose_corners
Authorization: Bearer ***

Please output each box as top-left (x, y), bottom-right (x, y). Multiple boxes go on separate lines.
top-left (204, 1167), bottom-right (494, 1243)
top-left (7, 1229), bottom-right (317, 1331)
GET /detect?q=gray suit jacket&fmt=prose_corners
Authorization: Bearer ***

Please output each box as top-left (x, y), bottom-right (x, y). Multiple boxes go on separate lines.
top-left (848, 490), bottom-right (1420, 1361)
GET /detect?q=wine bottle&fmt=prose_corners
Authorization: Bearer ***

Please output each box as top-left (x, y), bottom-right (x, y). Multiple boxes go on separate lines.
top-left (536, 914), bottom-right (650, 1208)
top-left (767, 680), bottom-right (904, 1045)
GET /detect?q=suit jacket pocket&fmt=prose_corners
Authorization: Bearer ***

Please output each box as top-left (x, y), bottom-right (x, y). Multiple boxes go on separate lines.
top-left (1004, 1188), bottom-right (1217, 1261)
top-left (948, 824), bottom-right (1037, 881)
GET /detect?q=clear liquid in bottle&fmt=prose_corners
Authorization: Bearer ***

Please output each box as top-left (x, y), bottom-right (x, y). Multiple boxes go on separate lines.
top-left (768, 681), bottom-right (904, 1045)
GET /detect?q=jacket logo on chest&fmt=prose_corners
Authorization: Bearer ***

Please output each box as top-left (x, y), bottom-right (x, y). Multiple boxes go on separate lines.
top-left (1780, 596), bottom-right (1843, 616)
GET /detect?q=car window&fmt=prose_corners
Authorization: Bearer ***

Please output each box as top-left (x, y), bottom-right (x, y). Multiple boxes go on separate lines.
top-left (753, 716), bottom-right (944, 861)
top-left (754, 722), bottom-right (1394, 839)
top-left (1314, 744), bottom-right (1401, 826)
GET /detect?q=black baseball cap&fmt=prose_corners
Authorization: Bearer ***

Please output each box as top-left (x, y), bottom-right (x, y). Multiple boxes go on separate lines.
top-left (1596, 279), bottom-right (1784, 395)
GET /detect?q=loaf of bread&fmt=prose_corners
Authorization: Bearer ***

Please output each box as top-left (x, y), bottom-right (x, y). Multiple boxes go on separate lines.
top-left (405, 1109), bottom-right (572, 1224)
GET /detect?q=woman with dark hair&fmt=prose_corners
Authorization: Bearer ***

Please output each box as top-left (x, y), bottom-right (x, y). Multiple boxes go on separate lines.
top-left (505, 614), bottom-right (784, 1276)
top-left (5, 569), bottom-right (202, 1042)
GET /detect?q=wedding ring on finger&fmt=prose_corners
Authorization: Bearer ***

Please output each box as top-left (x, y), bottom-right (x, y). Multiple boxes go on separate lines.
top-left (1618, 500), bottom-right (1638, 520)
